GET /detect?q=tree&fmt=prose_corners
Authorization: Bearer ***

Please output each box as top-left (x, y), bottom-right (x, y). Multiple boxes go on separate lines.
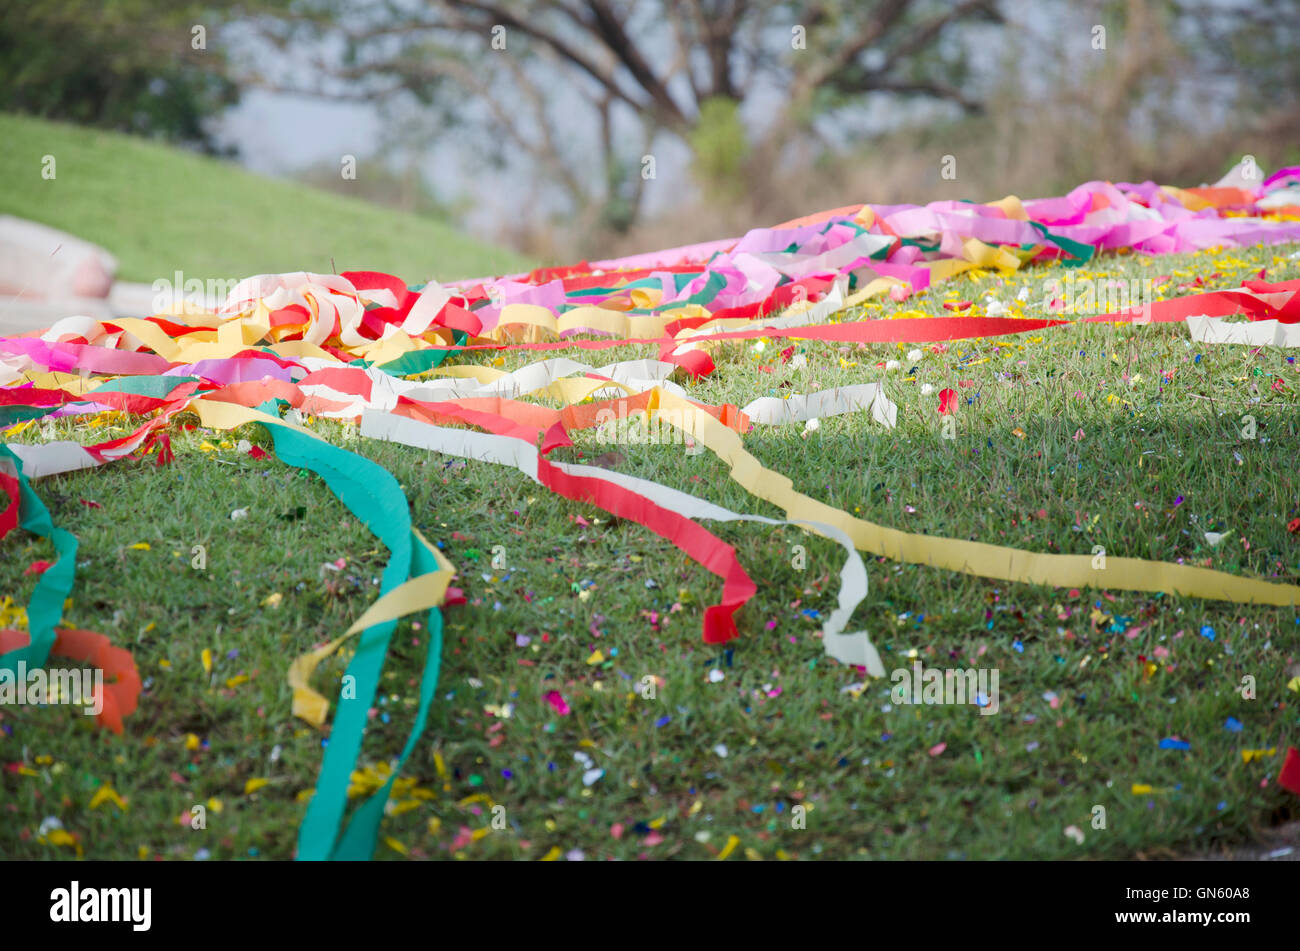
top-left (254, 0), bottom-right (1004, 231)
top-left (0, 1), bottom-right (277, 154)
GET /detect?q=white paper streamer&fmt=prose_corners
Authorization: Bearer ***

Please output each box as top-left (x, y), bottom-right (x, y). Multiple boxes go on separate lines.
top-left (1187, 315), bottom-right (1300, 347)
top-left (741, 382), bottom-right (897, 429)
top-left (360, 409), bottom-right (883, 674)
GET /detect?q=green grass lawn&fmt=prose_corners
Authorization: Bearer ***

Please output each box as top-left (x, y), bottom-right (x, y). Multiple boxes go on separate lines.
top-left (0, 112), bottom-right (533, 285)
top-left (2, 243), bottom-right (1299, 861)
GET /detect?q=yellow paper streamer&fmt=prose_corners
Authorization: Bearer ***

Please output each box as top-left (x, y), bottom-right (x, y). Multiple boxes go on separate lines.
top-left (645, 390), bottom-right (1300, 608)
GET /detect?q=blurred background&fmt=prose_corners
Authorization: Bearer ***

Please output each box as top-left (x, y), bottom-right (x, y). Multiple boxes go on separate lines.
top-left (2, 0), bottom-right (1299, 287)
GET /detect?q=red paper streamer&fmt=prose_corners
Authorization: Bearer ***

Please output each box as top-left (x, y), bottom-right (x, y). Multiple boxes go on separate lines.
top-left (0, 627), bottom-right (141, 734)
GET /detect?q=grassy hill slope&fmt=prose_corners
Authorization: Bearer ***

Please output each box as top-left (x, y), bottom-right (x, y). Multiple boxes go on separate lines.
top-left (0, 112), bottom-right (533, 285)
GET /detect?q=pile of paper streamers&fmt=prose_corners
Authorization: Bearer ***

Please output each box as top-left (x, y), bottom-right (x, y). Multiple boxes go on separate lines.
top-left (3, 165), bottom-right (1300, 860)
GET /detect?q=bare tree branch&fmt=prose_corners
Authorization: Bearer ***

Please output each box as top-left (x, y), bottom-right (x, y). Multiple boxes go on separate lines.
top-left (581, 0), bottom-right (690, 129)
top-left (245, 0), bottom-right (1004, 229)
top-left (454, 0), bottom-right (676, 125)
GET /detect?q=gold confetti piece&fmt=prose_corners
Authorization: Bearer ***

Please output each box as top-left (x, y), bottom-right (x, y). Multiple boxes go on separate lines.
top-left (744, 848), bottom-right (763, 861)
top-left (428, 817), bottom-right (442, 836)
top-left (89, 784), bottom-right (127, 811)
top-left (199, 441), bottom-right (218, 452)
top-left (158, 659), bottom-right (171, 669)
top-left (585, 649), bottom-right (605, 665)
top-left (471, 827), bottom-right (491, 842)
top-left (244, 778), bottom-right (269, 795)
top-left (1011, 428), bottom-right (1026, 439)
top-left (1287, 676), bottom-right (1300, 693)
top-left (184, 733), bottom-right (200, 751)
top-left (388, 800), bottom-right (422, 817)
top-left (46, 829), bottom-right (82, 856)
top-left (207, 798), bottom-right (223, 814)
top-left (35, 754), bottom-right (52, 765)
top-left (1131, 783), bottom-right (1154, 795)
top-left (539, 846), bottom-right (562, 861)
top-left (384, 837), bottom-right (409, 856)
top-left (262, 592), bottom-right (283, 608)
top-left (130, 542), bottom-right (151, 551)
top-left (201, 649), bottom-right (212, 675)
top-left (716, 834), bottom-right (740, 861)
top-left (225, 674), bottom-right (249, 688)
top-left (1241, 747), bottom-right (1277, 763)
top-left (138, 845), bottom-right (149, 860)
top-left (433, 752), bottom-right (447, 778)
top-left (689, 800), bottom-right (703, 817)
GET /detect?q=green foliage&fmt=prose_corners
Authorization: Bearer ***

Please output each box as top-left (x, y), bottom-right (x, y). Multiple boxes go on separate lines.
top-left (0, 1), bottom-right (249, 153)
top-left (688, 97), bottom-right (750, 202)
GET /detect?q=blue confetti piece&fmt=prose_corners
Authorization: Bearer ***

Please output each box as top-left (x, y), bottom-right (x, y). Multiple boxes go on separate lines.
top-left (654, 715), bottom-right (671, 728)
top-left (1013, 640), bottom-right (1024, 653)
top-left (1200, 625), bottom-right (1216, 641)
top-left (1224, 717), bottom-right (1243, 733)
top-left (1159, 737), bottom-right (1191, 751)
